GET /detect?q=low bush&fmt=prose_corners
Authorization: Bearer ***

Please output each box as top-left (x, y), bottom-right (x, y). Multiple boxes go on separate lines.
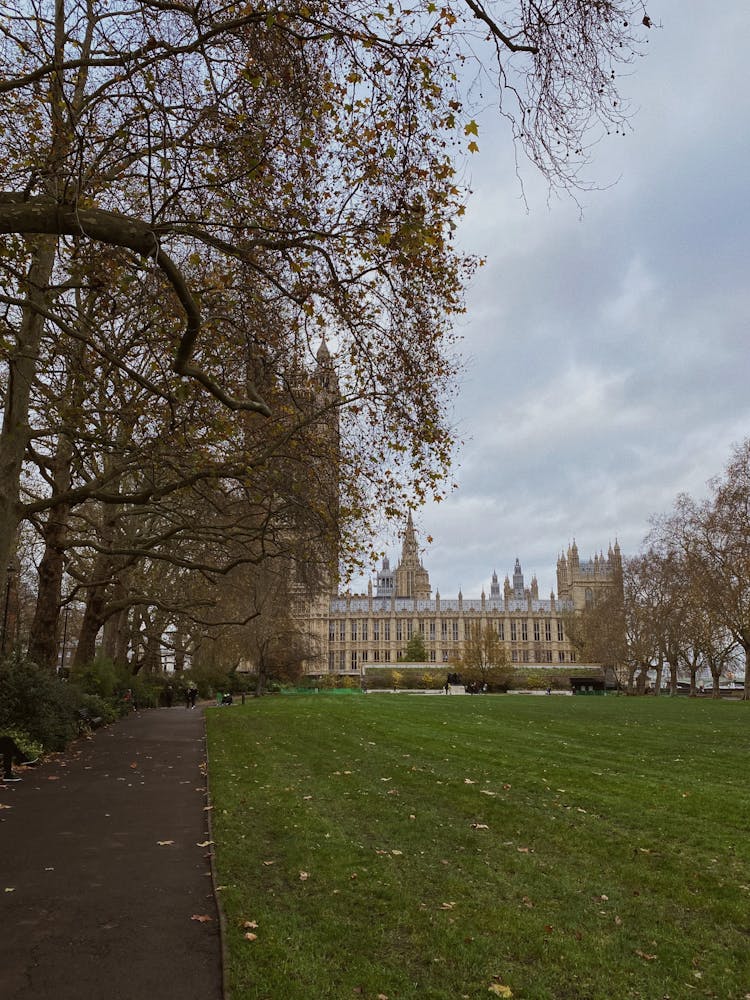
top-left (0, 726), bottom-right (44, 760)
top-left (0, 656), bottom-right (81, 750)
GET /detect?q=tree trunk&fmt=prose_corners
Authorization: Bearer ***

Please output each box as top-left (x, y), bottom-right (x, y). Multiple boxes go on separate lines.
top-left (667, 659), bottom-right (678, 696)
top-left (0, 239), bottom-right (56, 601)
top-left (27, 500), bottom-right (70, 669)
top-left (254, 661), bottom-right (267, 697)
top-left (624, 665), bottom-right (636, 694)
top-left (73, 580), bottom-right (109, 667)
top-left (744, 646), bottom-right (750, 702)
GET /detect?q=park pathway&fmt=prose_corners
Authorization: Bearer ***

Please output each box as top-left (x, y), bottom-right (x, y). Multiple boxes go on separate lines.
top-left (0, 707), bottom-right (223, 1000)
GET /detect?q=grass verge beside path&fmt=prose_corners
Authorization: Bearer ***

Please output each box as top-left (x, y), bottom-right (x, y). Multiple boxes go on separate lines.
top-left (206, 695), bottom-right (750, 1000)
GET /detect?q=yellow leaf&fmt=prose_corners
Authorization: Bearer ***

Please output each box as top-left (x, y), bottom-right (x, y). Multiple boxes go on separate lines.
top-left (464, 119), bottom-right (479, 136)
top-left (488, 984), bottom-right (513, 997)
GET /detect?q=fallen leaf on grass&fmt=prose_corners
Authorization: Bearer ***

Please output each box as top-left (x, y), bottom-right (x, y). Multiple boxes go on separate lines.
top-left (439, 902), bottom-right (456, 910)
top-left (262, 860), bottom-right (275, 866)
top-left (299, 871), bottom-right (310, 881)
top-left (516, 846), bottom-right (531, 853)
top-left (488, 984), bottom-right (513, 997)
top-left (242, 921), bottom-right (258, 929)
top-left (472, 823), bottom-right (489, 830)
top-left (635, 950), bottom-right (657, 961)
top-left (464, 778), bottom-right (475, 784)
top-left (521, 896), bottom-right (533, 908)
top-left (191, 914), bottom-right (212, 923)
top-left (244, 932), bottom-right (258, 941)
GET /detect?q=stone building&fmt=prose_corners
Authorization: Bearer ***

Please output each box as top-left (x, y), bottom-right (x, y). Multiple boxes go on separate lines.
top-left (297, 512), bottom-right (622, 675)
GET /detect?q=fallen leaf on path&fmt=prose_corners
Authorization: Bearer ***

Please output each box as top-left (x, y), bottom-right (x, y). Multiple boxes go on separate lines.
top-left (157, 840), bottom-right (175, 846)
top-left (197, 840), bottom-right (213, 847)
top-left (191, 914), bottom-right (212, 923)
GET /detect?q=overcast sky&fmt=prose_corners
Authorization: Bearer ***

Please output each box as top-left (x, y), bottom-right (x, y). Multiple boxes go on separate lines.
top-left (355, 2), bottom-right (749, 599)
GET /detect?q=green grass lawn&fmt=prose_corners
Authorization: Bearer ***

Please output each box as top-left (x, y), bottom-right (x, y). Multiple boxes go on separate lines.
top-left (206, 695), bottom-right (750, 1000)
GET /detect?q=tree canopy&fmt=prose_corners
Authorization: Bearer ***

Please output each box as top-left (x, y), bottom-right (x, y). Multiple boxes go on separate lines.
top-left (0, 1), bottom-right (651, 672)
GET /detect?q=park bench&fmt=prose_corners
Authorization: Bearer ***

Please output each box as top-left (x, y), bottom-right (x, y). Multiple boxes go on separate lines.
top-left (77, 707), bottom-right (104, 731)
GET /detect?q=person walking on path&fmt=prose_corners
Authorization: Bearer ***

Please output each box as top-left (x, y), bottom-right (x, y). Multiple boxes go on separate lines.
top-left (0, 708), bottom-right (223, 1000)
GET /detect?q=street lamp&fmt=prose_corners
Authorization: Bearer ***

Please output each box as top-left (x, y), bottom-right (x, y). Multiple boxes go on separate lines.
top-left (59, 602), bottom-right (70, 675)
top-left (1, 564), bottom-right (15, 658)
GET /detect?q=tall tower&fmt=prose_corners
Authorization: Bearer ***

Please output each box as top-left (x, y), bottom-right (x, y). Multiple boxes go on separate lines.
top-left (512, 558), bottom-right (525, 599)
top-left (393, 512), bottom-right (431, 599)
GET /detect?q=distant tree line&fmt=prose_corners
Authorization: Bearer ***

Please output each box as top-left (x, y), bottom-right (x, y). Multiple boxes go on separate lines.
top-left (567, 439), bottom-right (750, 699)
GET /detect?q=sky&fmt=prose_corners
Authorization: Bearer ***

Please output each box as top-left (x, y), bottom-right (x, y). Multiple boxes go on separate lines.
top-left (354, 2), bottom-right (750, 599)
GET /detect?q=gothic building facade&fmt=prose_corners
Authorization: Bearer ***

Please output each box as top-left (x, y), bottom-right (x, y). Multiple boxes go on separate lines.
top-left (297, 512), bottom-right (622, 675)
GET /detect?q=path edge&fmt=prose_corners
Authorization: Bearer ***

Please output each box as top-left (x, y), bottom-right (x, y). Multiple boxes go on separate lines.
top-left (204, 709), bottom-right (231, 1000)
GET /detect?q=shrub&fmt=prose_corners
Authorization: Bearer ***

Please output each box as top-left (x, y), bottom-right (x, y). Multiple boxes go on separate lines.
top-left (69, 656), bottom-right (118, 699)
top-left (0, 656), bottom-right (80, 751)
top-left (75, 692), bottom-right (118, 727)
top-left (0, 726), bottom-right (44, 760)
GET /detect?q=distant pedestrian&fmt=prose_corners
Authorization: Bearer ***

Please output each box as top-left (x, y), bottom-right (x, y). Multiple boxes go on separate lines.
top-left (444, 677), bottom-right (451, 695)
top-left (164, 685), bottom-right (173, 708)
top-left (188, 685), bottom-right (198, 709)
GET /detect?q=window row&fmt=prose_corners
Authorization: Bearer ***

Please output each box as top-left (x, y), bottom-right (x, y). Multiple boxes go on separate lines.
top-left (329, 619), bottom-right (565, 643)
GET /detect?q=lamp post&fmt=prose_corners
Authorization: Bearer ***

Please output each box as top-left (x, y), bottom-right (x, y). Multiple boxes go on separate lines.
top-left (59, 603), bottom-right (70, 675)
top-left (1, 564), bottom-right (14, 658)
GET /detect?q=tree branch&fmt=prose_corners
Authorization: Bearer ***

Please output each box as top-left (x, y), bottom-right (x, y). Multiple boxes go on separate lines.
top-left (0, 194), bottom-right (271, 415)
